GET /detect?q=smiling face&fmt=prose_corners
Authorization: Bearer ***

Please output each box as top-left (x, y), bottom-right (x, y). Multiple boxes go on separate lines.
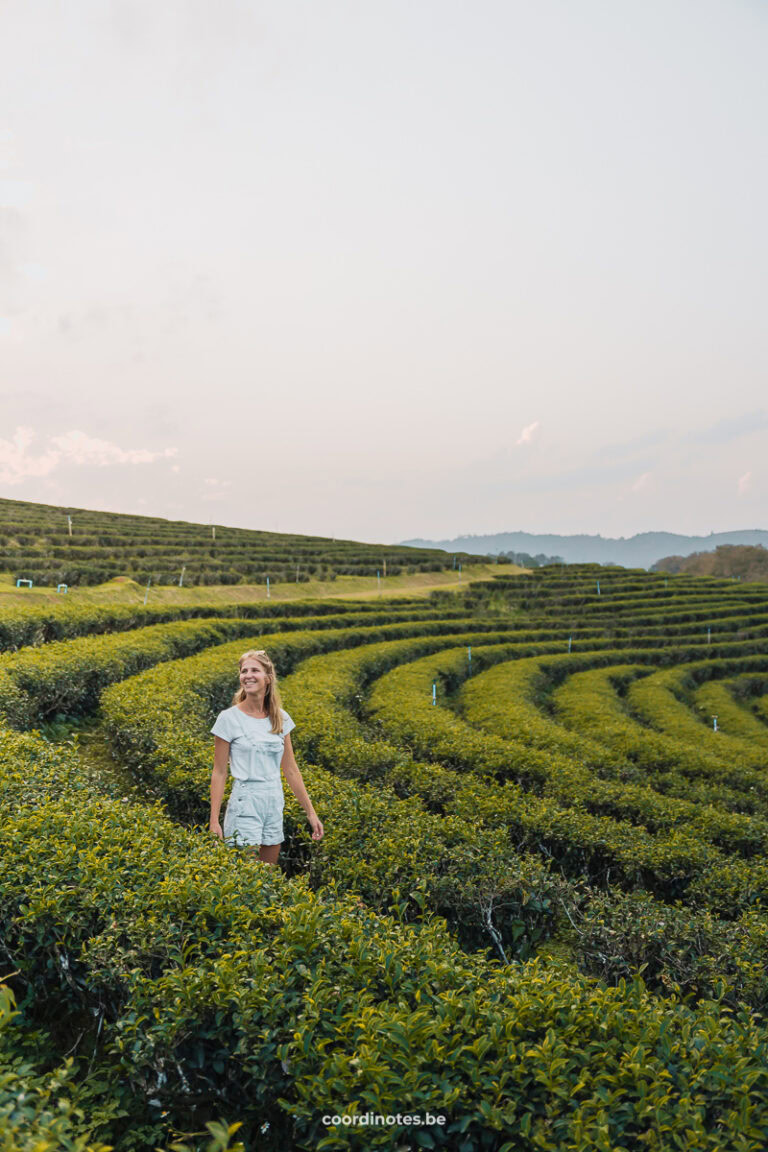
top-left (239, 657), bottom-right (270, 700)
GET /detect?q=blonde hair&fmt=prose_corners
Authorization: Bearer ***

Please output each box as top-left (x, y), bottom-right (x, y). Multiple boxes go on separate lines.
top-left (232, 649), bottom-right (285, 733)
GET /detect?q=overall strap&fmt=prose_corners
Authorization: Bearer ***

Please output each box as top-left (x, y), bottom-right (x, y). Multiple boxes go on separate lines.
top-left (232, 707), bottom-right (253, 744)
top-left (233, 707), bottom-right (271, 744)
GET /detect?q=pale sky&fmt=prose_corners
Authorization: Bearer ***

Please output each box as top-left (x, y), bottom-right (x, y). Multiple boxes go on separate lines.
top-left (1, 0), bottom-right (766, 544)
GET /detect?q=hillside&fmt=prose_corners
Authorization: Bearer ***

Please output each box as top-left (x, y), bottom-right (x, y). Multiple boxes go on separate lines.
top-left (652, 544), bottom-right (768, 581)
top-left (402, 528), bottom-right (768, 568)
top-left (0, 496), bottom-right (487, 587)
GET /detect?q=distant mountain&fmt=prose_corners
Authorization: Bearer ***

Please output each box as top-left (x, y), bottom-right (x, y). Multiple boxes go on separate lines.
top-left (399, 530), bottom-right (768, 569)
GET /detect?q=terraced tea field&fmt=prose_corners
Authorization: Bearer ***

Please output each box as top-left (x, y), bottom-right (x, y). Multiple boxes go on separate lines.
top-left (3, 564), bottom-right (768, 1150)
top-left (0, 495), bottom-right (486, 587)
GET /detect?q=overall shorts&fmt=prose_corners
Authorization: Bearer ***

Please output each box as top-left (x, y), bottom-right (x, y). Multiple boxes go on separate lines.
top-left (223, 711), bottom-right (285, 847)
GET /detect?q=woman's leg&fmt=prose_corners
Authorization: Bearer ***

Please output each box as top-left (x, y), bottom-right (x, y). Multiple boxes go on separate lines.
top-left (259, 843), bottom-right (280, 865)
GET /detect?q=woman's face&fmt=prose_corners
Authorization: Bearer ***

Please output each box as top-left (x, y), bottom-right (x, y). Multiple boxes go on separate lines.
top-left (239, 659), bottom-right (269, 697)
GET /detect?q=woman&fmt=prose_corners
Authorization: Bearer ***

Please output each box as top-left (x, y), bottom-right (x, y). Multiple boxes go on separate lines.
top-left (209, 648), bottom-right (324, 865)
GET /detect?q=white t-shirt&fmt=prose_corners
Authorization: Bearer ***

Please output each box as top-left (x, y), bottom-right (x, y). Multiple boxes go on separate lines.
top-left (211, 706), bottom-right (295, 785)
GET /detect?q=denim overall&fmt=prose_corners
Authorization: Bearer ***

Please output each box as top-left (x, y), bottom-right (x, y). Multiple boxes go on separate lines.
top-left (223, 710), bottom-right (285, 847)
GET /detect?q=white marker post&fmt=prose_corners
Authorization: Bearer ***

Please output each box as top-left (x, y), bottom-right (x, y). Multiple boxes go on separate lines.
top-left (596, 580), bottom-right (601, 596)
top-left (707, 627), bottom-right (711, 645)
top-left (713, 716), bottom-right (718, 732)
top-left (179, 565), bottom-right (185, 588)
top-left (568, 636), bottom-right (572, 654)
top-left (432, 681), bottom-right (437, 706)
top-left (67, 515), bottom-right (72, 537)
top-left (467, 646), bottom-right (472, 673)
top-left (144, 577), bottom-right (151, 605)
top-left (212, 525), bottom-right (216, 541)
top-left (266, 576), bottom-right (270, 599)
top-left (383, 558), bottom-right (387, 577)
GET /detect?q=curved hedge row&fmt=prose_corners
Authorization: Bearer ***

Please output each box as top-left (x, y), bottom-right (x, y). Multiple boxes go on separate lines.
top-left (5, 559), bottom-right (768, 1149)
top-left (694, 676), bottom-right (768, 748)
top-left (626, 657), bottom-right (768, 768)
top-left (0, 595), bottom-right (462, 653)
top-left (99, 625), bottom-right (575, 960)
top-left (0, 605), bottom-right (501, 729)
top-left (552, 663), bottom-right (768, 810)
top-left (457, 655), bottom-right (768, 849)
top-left (3, 727), bottom-right (768, 1150)
top-left (364, 643), bottom-right (768, 916)
top-left (0, 616), bottom-right (266, 729)
top-left (276, 636), bottom-right (768, 1009)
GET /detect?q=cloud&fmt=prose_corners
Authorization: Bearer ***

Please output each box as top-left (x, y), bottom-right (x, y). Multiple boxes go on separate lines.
top-left (0, 425), bottom-right (177, 485)
top-left (49, 430), bottom-right (177, 466)
top-left (689, 412), bottom-right (768, 447)
top-left (738, 471), bottom-right (752, 496)
top-left (0, 426), bottom-right (60, 484)
top-left (631, 471), bottom-right (652, 492)
top-left (516, 421), bottom-right (540, 446)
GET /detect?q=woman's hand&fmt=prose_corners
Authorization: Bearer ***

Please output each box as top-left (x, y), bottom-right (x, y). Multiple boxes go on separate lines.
top-left (209, 819), bottom-right (224, 840)
top-left (308, 812), bottom-right (324, 841)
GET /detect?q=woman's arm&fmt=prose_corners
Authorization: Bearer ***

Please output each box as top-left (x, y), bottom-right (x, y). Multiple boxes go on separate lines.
top-left (281, 734), bottom-right (324, 841)
top-left (210, 735), bottom-right (230, 839)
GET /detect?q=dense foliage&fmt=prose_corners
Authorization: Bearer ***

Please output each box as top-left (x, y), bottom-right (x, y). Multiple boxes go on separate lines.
top-left (3, 562), bottom-right (768, 1148)
top-left (652, 544), bottom-right (768, 582)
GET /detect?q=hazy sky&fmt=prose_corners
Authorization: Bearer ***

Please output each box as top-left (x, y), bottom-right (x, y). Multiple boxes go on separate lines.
top-left (1, 0), bottom-right (766, 544)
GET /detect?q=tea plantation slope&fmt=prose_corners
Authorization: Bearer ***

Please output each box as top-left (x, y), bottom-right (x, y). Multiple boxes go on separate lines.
top-left (5, 568), bottom-right (768, 1148)
top-left (0, 494), bottom-right (488, 586)
top-left (101, 617), bottom-right (768, 1006)
top-left (3, 723), bottom-right (768, 1150)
